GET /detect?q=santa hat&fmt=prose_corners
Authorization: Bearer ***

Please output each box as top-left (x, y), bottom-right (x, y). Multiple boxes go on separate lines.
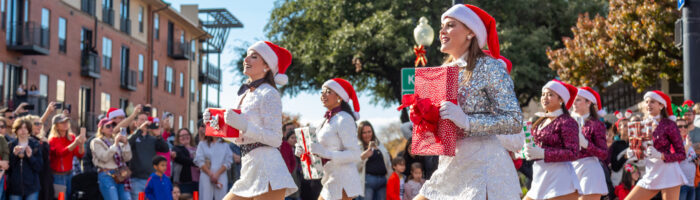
top-left (483, 50), bottom-right (511, 74)
top-left (683, 100), bottom-right (695, 108)
top-left (107, 108), bottom-right (125, 120)
top-left (148, 116), bottom-right (160, 123)
top-left (644, 90), bottom-right (675, 120)
top-left (247, 41), bottom-right (292, 85)
top-left (442, 4), bottom-right (500, 59)
top-left (542, 79), bottom-right (578, 110)
top-left (322, 78), bottom-right (360, 119)
top-left (577, 87), bottom-right (606, 116)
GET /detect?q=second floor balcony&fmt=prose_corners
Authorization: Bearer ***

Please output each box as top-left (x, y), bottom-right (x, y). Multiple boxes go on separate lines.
top-left (7, 21), bottom-right (50, 55)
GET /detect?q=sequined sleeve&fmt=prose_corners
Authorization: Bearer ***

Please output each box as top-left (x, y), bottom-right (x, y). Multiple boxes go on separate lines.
top-left (544, 119), bottom-right (580, 162)
top-left (582, 120), bottom-right (608, 161)
top-left (239, 85), bottom-right (283, 147)
top-left (661, 120), bottom-right (685, 162)
top-left (466, 59), bottom-right (523, 137)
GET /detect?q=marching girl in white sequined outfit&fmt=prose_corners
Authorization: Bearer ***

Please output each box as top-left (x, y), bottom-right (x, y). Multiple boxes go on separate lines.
top-left (414, 4), bottom-right (523, 200)
top-left (212, 41), bottom-right (297, 200)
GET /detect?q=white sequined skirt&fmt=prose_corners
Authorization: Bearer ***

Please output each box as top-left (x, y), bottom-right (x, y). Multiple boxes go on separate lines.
top-left (527, 160), bottom-right (581, 199)
top-left (419, 135), bottom-right (521, 200)
top-left (637, 158), bottom-right (687, 190)
top-left (229, 146), bottom-right (298, 197)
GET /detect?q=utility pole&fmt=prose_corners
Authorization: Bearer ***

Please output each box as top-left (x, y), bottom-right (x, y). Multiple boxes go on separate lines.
top-left (683, 0), bottom-right (700, 102)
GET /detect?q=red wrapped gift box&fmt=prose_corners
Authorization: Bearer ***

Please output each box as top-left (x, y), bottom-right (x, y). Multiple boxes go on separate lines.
top-left (628, 121), bottom-right (654, 160)
top-left (205, 108), bottom-right (240, 138)
top-left (398, 66), bottom-right (460, 156)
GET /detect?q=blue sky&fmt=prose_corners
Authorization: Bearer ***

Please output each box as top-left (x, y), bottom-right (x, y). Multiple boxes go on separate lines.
top-left (168, 0), bottom-right (401, 130)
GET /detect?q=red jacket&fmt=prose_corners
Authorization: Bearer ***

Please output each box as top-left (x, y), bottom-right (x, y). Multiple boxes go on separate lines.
top-left (386, 172), bottom-right (401, 200)
top-left (49, 135), bottom-right (84, 173)
top-left (614, 184), bottom-right (630, 200)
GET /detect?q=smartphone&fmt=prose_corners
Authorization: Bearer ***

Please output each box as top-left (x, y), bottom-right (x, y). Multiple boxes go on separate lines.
top-left (24, 104), bottom-right (35, 110)
top-left (147, 122), bottom-right (160, 129)
top-left (54, 102), bottom-right (64, 109)
top-left (143, 106), bottom-right (152, 113)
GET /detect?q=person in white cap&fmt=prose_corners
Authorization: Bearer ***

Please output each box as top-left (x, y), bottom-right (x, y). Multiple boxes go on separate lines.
top-left (524, 79), bottom-right (582, 200)
top-left (571, 87), bottom-right (609, 199)
top-left (624, 90), bottom-right (686, 200)
top-left (293, 78), bottom-right (362, 200)
top-left (215, 41), bottom-right (297, 200)
top-left (414, 4), bottom-right (523, 200)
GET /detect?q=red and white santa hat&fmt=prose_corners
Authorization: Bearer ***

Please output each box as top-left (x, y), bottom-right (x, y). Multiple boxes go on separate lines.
top-left (322, 78), bottom-right (360, 119)
top-left (442, 4), bottom-right (500, 59)
top-left (107, 108), bottom-right (125, 120)
top-left (483, 50), bottom-right (511, 74)
top-left (247, 41), bottom-right (293, 85)
top-left (542, 79), bottom-right (578, 110)
top-left (577, 87), bottom-right (606, 116)
top-left (644, 90), bottom-right (675, 120)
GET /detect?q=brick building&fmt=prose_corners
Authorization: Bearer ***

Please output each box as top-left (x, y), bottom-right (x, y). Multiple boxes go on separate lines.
top-left (0, 0), bottom-right (235, 132)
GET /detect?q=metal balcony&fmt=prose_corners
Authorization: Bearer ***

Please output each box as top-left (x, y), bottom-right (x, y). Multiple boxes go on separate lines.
top-left (81, 50), bottom-right (101, 78)
top-left (169, 41), bottom-right (191, 60)
top-left (102, 8), bottom-right (114, 25)
top-left (7, 21), bottom-right (50, 55)
top-left (120, 70), bottom-right (137, 91)
top-left (199, 62), bottom-right (221, 84)
top-left (120, 18), bottom-right (131, 34)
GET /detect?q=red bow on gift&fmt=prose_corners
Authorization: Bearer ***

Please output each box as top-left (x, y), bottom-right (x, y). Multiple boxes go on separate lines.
top-left (397, 94), bottom-right (441, 134)
top-left (298, 129), bottom-right (314, 178)
top-left (414, 45), bottom-right (427, 67)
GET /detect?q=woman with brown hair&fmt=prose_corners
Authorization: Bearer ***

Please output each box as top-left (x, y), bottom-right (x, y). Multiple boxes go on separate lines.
top-left (91, 118), bottom-right (132, 200)
top-left (357, 121), bottom-right (392, 200)
top-left (172, 128), bottom-right (199, 194)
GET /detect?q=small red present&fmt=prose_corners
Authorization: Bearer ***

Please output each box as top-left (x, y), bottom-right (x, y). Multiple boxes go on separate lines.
top-left (205, 108), bottom-right (240, 138)
top-left (397, 66), bottom-right (459, 156)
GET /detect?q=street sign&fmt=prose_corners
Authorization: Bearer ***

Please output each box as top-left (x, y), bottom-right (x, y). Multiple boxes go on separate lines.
top-left (679, 0), bottom-right (685, 10)
top-left (401, 68), bottom-right (415, 95)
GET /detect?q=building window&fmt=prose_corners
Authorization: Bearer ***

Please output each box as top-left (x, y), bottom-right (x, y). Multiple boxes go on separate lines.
top-left (138, 54), bottom-right (144, 83)
top-left (101, 92), bottom-right (111, 113)
top-left (165, 67), bottom-right (173, 93)
top-left (81, 0), bottom-right (95, 16)
top-left (119, 98), bottom-right (129, 110)
top-left (58, 17), bottom-right (66, 53)
top-left (80, 28), bottom-right (93, 51)
top-left (102, 37), bottom-right (112, 69)
top-left (154, 13), bottom-right (159, 40)
top-left (153, 60), bottom-right (158, 87)
top-left (102, 0), bottom-right (113, 25)
top-left (190, 40), bottom-right (195, 60)
top-left (189, 119), bottom-right (194, 134)
top-left (119, 0), bottom-right (130, 34)
top-left (138, 6), bottom-right (143, 33)
top-left (178, 115), bottom-right (182, 130)
top-left (39, 74), bottom-right (48, 97)
top-left (179, 72), bottom-right (184, 97)
top-left (120, 46), bottom-right (130, 87)
top-left (190, 78), bottom-right (195, 101)
top-left (56, 80), bottom-right (65, 102)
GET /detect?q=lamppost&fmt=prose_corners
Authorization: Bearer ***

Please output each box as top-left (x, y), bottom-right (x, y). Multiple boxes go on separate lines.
top-left (413, 17), bottom-right (435, 67)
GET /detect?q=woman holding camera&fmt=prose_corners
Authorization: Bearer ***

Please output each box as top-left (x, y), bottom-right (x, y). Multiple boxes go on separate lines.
top-left (7, 118), bottom-right (43, 200)
top-left (91, 118), bottom-right (132, 200)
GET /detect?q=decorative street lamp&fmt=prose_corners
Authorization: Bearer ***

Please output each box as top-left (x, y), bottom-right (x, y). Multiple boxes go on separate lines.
top-left (413, 17), bottom-right (434, 67)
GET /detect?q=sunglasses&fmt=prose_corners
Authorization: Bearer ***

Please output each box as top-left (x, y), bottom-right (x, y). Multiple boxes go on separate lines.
top-left (7, 116), bottom-right (14, 120)
top-left (678, 125), bottom-right (689, 129)
top-left (33, 122), bottom-right (42, 126)
top-left (104, 124), bottom-right (114, 129)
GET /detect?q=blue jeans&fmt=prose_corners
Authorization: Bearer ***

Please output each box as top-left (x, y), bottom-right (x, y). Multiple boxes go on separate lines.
top-left (129, 178), bottom-right (148, 200)
top-left (98, 172), bottom-right (131, 200)
top-left (9, 192), bottom-right (38, 200)
top-left (53, 173), bottom-right (72, 198)
top-left (682, 185), bottom-right (696, 200)
top-left (0, 175), bottom-right (5, 200)
top-left (362, 174), bottom-right (387, 200)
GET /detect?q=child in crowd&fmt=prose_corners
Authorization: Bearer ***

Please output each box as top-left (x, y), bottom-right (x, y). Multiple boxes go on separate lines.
top-left (615, 163), bottom-right (640, 200)
top-left (387, 157), bottom-right (406, 200)
top-left (404, 162), bottom-right (426, 200)
top-left (146, 156), bottom-right (173, 200)
top-left (172, 184), bottom-right (181, 200)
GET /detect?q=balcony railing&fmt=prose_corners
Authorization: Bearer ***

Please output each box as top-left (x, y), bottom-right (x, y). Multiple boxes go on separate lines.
top-left (81, 0), bottom-right (96, 16)
top-left (169, 40), bottom-right (191, 60)
top-left (81, 50), bottom-right (101, 78)
top-left (120, 70), bottom-right (137, 91)
top-left (120, 17), bottom-right (131, 34)
top-left (102, 8), bottom-right (114, 25)
top-left (7, 21), bottom-right (50, 55)
top-left (199, 62), bottom-right (221, 84)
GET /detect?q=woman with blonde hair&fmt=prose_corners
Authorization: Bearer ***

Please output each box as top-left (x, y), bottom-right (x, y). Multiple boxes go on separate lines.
top-left (48, 114), bottom-right (86, 198)
top-left (91, 118), bottom-right (132, 200)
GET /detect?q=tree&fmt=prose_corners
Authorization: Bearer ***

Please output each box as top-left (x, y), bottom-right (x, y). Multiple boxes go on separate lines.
top-left (548, 0), bottom-right (681, 90)
top-left (233, 0), bottom-right (606, 107)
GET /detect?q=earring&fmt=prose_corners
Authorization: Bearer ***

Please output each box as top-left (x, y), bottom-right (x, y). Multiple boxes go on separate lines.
top-left (338, 99), bottom-right (342, 103)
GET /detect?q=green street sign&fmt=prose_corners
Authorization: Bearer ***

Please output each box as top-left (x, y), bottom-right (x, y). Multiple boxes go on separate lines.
top-left (401, 68), bottom-right (415, 95)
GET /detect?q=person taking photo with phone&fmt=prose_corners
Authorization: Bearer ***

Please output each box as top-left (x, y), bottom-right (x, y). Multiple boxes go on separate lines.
top-left (127, 112), bottom-right (169, 200)
top-left (48, 114), bottom-right (86, 198)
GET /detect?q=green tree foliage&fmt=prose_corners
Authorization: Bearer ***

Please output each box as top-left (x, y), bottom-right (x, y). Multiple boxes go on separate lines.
top-left (234, 0), bottom-right (606, 107)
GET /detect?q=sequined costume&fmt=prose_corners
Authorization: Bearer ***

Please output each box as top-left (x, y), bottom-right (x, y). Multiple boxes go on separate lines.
top-left (315, 111), bottom-right (363, 200)
top-left (228, 83), bottom-right (298, 197)
top-left (419, 56), bottom-right (523, 200)
top-left (526, 112), bottom-right (582, 199)
top-left (572, 114), bottom-right (609, 195)
top-left (637, 117), bottom-right (688, 190)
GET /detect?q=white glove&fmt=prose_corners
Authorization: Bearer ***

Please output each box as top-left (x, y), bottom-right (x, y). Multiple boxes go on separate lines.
top-left (524, 145), bottom-right (545, 160)
top-left (645, 146), bottom-right (663, 160)
top-left (439, 101), bottom-right (469, 130)
top-left (625, 148), bottom-right (637, 161)
top-left (579, 132), bottom-right (589, 149)
top-left (308, 143), bottom-right (332, 159)
top-left (224, 109), bottom-right (248, 132)
top-left (203, 109), bottom-right (212, 121)
top-left (294, 143), bottom-right (304, 157)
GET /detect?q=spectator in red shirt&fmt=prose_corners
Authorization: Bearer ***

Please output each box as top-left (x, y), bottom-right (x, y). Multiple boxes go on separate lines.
top-left (48, 114), bottom-right (86, 198)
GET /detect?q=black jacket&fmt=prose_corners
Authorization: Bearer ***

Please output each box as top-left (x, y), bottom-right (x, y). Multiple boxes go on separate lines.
top-left (128, 130), bottom-right (169, 179)
top-left (172, 145), bottom-right (197, 183)
top-left (7, 137), bottom-right (43, 195)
